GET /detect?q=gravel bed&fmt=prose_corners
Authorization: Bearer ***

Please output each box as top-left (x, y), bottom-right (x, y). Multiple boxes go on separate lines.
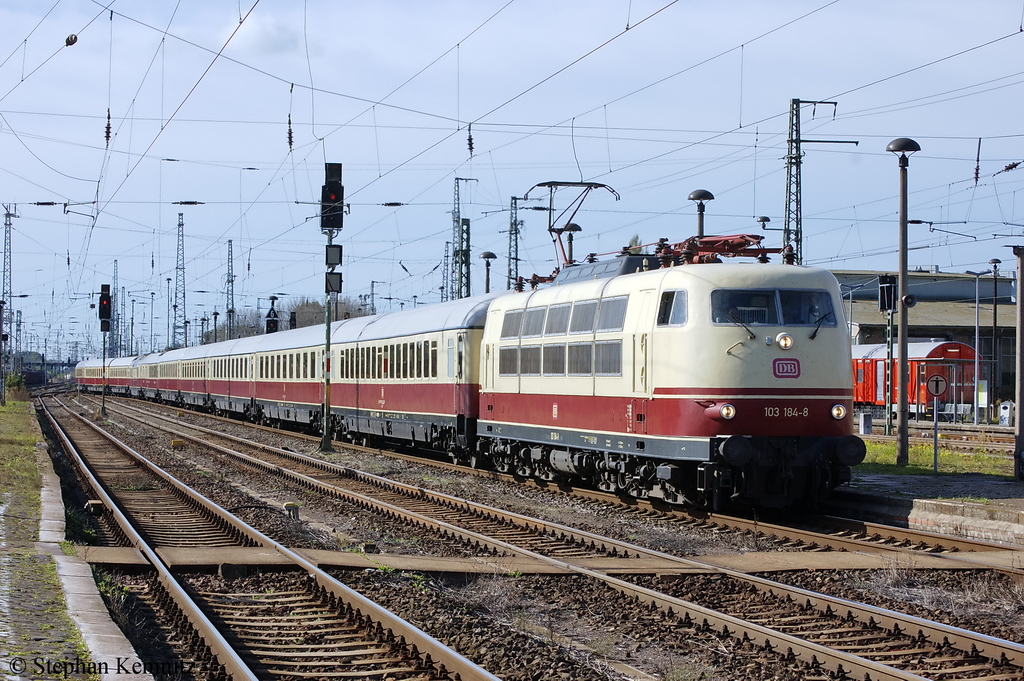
top-left (760, 567), bottom-right (1024, 644)
top-left (332, 569), bottom-right (819, 681)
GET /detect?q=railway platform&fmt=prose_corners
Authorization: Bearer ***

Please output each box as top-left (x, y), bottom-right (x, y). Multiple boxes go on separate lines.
top-left (828, 471), bottom-right (1024, 547)
top-left (0, 401), bottom-right (153, 681)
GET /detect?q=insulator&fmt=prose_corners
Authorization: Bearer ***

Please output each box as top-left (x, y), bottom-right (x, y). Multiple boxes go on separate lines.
top-left (105, 109), bottom-right (111, 146)
top-left (287, 114), bottom-right (293, 152)
top-left (467, 133), bottom-right (474, 155)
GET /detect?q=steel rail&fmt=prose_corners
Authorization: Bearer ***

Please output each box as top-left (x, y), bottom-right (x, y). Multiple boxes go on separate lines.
top-left (50, 398), bottom-right (500, 681)
top-left (40, 399), bottom-right (258, 681)
top-left (94, 398), bottom-right (1024, 679)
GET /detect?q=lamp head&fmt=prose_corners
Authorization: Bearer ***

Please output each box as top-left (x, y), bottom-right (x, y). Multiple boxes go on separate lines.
top-left (479, 251), bottom-right (497, 262)
top-left (886, 138), bottom-right (921, 155)
top-left (687, 189), bottom-right (714, 204)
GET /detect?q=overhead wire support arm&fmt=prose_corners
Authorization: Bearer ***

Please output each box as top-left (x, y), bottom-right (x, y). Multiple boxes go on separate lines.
top-left (907, 219), bottom-right (974, 240)
top-left (524, 182), bottom-right (619, 268)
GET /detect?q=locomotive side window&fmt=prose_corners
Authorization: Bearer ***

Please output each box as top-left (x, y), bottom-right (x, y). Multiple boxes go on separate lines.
top-left (596, 296), bottom-right (628, 332)
top-left (656, 290), bottom-right (688, 326)
top-left (567, 342), bottom-right (593, 375)
top-left (543, 344), bottom-right (566, 375)
top-left (500, 310), bottom-right (523, 339)
top-left (521, 308), bottom-right (546, 337)
top-left (498, 346), bottom-right (518, 376)
top-left (544, 304), bottom-right (570, 335)
top-left (519, 346), bottom-right (541, 375)
top-left (569, 300), bottom-right (598, 334)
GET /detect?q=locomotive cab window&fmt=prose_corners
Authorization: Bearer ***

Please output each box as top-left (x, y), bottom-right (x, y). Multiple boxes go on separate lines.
top-left (779, 290), bottom-right (836, 326)
top-left (711, 289), bottom-right (835, 326)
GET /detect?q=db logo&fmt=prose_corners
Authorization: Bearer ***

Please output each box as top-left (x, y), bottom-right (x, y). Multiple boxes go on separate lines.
top-left (773, 358), bottom-right (800, 378)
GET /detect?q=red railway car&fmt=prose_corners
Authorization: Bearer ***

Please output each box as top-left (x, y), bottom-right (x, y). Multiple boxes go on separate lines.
top-left (851, 341), bottom-right (977, 416)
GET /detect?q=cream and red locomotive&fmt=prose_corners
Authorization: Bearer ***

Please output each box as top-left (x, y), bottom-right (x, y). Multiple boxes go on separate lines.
top-left (76, 234), bottom-right (864, 510)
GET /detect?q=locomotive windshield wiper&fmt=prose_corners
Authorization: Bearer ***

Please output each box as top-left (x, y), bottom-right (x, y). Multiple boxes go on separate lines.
top-left (809, 311), bottom-right (835, 339)
top-left (726, 311), bottom-right (756, 340)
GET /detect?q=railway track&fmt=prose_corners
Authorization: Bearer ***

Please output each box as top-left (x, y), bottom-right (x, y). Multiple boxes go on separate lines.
top-left (71, 394), bottom-right (1024, 680)
top-left (91, 395), bottom-right (1023, 560)
top-left (41, 396), bottom-right (498, 681)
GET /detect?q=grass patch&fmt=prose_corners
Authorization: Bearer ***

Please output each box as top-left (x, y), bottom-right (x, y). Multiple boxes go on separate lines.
top-left (859, 440), bottom-right (1016, 478)
top-left (0, 400), bottom-right (41, 495)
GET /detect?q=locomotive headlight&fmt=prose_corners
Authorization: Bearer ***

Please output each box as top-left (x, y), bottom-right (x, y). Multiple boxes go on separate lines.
top-left (720, 404), bottom-right (737, 420)
top-left (776, 333), bottom-right (794, 350)
top-left (831, 404), bottom-right (848, 420)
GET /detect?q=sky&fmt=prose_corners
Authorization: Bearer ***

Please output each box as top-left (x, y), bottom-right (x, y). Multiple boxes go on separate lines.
top-left (2, 0), bottom-right (1024, 359)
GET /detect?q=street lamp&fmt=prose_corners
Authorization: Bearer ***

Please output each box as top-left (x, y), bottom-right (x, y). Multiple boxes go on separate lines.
top-left (212, 310), bottom-right (219, 343)
top-left (990, 258), bottom-right (1001, 416)
top-left (688, 189), bottom-right (714, 238)
top-left (966, 269), bottom-right (992, 424)
top-left (479, 252), bottom-right (497, 293)
top-left (887, 137), bottom-right (921, 467)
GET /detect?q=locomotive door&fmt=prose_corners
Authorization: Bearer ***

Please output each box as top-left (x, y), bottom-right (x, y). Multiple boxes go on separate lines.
top-left (632, 290), bottom-right (654, 395)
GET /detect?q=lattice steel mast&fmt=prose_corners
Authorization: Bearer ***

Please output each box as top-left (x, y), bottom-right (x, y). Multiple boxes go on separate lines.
top-left (172, 213), bottom-right (186, 349)
top-left (450, 177), bottom-right (476, 300)
top-left (507, 197), bottom-right (522, 290)
top-left (783, 98), bottom-right (857, 264)
top-left (111, 260), bottom-right (120, 357)
top-left (226, 239), bottom-right (236, 340)
top-left (1, 205), bottom-right (15, 374)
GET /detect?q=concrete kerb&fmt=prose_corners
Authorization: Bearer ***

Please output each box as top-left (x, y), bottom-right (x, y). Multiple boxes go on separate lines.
top-left (828, 488), bottom-right (1024, 547)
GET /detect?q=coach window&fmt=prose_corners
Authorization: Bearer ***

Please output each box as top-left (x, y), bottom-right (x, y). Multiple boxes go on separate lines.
top-left (569, 300), bottom-right (598, 334)
top-left (430, 340), bottom-right (438, 378)
top-left (543, 344), bottom-right (566, 375)
top-left (303, 353), bottom-right (308, 379)
top-left (595, 340), bottom-right (623, 376)
top-left (500, 309), bottom-right (523, 339)
top-left (568, 342), bottom-right (593, 375)
top-left (596, 296), bottom-right (628, 332)
top-left (447, 338), bottom-right (455, 377)
top-left (498, 346), bottom-right (518, 376)
top-left (656, 290), bottom-right (688, 326)
top-left (544, 304), bottom-right (570, 335)
top-left (521, 308), bottom-right (546, 337)
top-left (519, 345), bottom-right (541, 375)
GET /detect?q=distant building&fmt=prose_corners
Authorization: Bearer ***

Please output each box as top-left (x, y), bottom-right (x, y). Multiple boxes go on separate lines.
top-left (834, 269), bottom-right (1017, 402)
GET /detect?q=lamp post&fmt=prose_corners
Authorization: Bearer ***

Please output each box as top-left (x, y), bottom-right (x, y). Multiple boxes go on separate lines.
top-left (212, 310), bottom-right (219, 343)
top-left (887, 137), bottom-right (920, 467)
top-left (967, 268), bottom-right (992, 424)
top-left (688, 190), bottom-right (714, 238)
top-left (990, 258), bottom-right (1001, 417)
top-left (479, 252), bottom-right (497, 293)
top-left (150, 291), bottom-right (155, 353)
